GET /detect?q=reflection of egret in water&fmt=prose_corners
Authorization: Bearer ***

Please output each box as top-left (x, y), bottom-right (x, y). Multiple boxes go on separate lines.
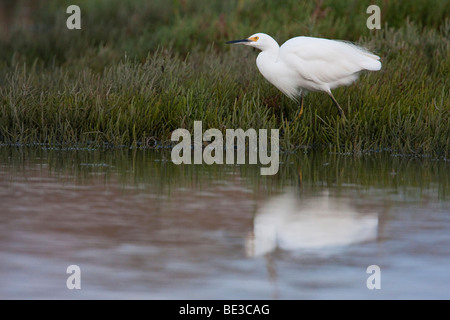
top-left (246, 191), bottom-right (379, 299)
top-left (246, 192), bottom-right (379, 257)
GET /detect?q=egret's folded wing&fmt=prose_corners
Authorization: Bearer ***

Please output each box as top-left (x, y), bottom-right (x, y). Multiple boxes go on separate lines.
top-left (279, 37), bottom-right (381, 85)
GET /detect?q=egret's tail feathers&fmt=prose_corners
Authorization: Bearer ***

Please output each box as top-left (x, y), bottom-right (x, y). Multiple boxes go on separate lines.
top-left (361, 58), bottom-right (381, 71)
top-left (348, 43), bottom-right (382, 71)
top-left (358, 51), bottom-right (381, 71)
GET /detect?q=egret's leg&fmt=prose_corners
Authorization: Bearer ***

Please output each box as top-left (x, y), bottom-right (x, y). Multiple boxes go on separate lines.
top-left (298, 167), bottom-right (303, 189)
top-left (328, 92), bottom-right (345, 118)
top-left (296, 94), bottom-right (304, 120)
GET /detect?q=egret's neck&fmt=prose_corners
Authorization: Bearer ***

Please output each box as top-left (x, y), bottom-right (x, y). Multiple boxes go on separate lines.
top-left (260, 38), bottom-right (280, 59)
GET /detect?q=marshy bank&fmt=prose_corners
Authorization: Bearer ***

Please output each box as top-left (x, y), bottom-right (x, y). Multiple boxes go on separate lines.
top-left (0, 0), bottom-right (448, 156)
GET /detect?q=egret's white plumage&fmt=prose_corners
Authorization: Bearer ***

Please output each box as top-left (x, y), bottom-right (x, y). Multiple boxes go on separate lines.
top-left (226, 33), bottom-right (381, 117)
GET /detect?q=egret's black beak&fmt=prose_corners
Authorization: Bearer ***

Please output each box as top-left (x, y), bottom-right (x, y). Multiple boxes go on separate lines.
top-left (226, 39), bottom-right (251, 44)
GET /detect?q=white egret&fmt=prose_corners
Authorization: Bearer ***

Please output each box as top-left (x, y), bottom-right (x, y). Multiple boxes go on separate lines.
top-left (226, 33), bottom-right (381, 118)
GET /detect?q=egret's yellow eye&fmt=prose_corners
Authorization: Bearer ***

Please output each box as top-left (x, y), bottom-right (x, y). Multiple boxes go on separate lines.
top-left (249, 36), bottom-right (259, 42)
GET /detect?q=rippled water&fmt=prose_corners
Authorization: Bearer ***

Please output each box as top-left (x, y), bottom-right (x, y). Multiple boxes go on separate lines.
top-left (0, 147), bottom-right (449, 299)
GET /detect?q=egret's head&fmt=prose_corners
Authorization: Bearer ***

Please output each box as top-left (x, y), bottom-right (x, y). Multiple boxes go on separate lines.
top-left (226, 33), bottom-right (277, 51)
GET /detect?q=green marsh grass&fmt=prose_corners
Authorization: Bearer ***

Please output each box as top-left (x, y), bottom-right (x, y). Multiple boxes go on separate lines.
top-left (0, 0), bottom-right (448, 156)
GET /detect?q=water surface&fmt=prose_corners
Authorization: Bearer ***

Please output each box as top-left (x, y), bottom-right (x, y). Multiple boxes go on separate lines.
top-left (0, 147), bottom-right (448, 299)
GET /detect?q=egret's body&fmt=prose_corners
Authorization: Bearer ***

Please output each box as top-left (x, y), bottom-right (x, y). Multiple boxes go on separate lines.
top-left (227, 33), bottom-right (381, 117)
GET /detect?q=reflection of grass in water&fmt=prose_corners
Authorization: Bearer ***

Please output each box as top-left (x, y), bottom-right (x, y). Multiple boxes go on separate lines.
top-left (0, 0), bottom-right (448, 155)
top-left (1, 147), bottom-right (447, 200)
